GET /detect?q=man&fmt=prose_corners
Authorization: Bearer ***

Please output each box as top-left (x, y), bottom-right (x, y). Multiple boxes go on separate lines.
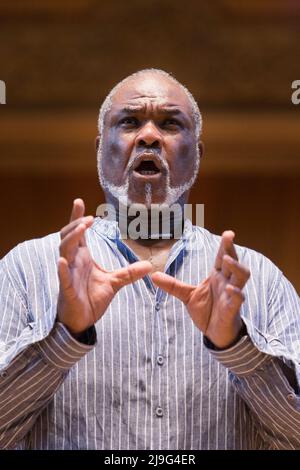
top-left (0, 69), bottom-right (299, 450)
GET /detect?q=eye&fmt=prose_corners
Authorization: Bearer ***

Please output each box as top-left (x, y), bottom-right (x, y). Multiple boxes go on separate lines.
top-left (162, 118), bottom-right (181, 129)
top-left (119, 117), bottom-right (139, 128)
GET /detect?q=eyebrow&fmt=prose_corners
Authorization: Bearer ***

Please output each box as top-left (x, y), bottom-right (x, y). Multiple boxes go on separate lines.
top-left (119, 106), bottom-right (186, 116)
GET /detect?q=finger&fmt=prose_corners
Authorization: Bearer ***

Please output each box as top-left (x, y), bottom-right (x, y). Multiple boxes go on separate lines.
top-left (223, 255), bottom-right (250, 289)
top-left (60, 216), bottom-right (94, 241)
top-left (70, 198), bottom-right (85, 223)
top-left (60, 223), bottom-right (86, 263)
top-left (225, 284), bottom-right (245, 313)
top-left (221, 255), bottom-right (231, 279)
top-left (58, 257), bottom-right (73, 292)
top-left (110, 261), bottom-right (153, 291)
top-left (151, 272), bottom-right (194, 304)
top-left (215, 230), bottom-right (238, 271)
top-left (69, 199), bottom-right (89, 247)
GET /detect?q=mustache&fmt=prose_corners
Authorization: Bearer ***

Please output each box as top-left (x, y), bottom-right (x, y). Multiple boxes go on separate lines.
top-left (127, 150), bottom-right (169, 173)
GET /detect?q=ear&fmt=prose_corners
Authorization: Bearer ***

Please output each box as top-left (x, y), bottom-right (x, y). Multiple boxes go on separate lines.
top-left (95, 135), bottom-right (101, 152)
top-left (198, 140), bottom-right (205, 159)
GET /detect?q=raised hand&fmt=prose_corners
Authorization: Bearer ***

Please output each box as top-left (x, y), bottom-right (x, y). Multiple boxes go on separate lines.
top-left (151, 231), bottom-right (250, 349)
top-left (57, 199), bottom-right (152, 335)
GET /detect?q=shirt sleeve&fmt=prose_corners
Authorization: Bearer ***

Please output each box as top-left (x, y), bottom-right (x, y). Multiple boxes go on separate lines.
top-left (206, 271), bottom-right (300, 450)
top-left (0, 320), bottom-right (95, 449)
top-left (0, 248), bottom-right (96, 449)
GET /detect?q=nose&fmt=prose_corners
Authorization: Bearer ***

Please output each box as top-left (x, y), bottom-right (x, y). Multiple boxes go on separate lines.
top-left (136, 121), bottom-right (162, 150)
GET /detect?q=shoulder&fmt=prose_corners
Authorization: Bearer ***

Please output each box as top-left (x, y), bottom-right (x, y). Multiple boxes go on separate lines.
top-left (190, 225), bottom-right (288, 323)
top-left (0, 231), bottom-right (61, 299)
top-left (191, 224), bottom-right (281, 285)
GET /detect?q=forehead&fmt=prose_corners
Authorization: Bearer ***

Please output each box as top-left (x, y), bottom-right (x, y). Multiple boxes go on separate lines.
top-left (111, 73), bottom-right (193, 113)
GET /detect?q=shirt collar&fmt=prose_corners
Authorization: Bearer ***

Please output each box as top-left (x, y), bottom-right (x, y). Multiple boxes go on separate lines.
top-left (91, 217), bottom-right (194, 242)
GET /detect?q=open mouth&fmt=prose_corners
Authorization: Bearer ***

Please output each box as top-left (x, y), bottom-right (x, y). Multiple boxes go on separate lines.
top-left (133, 160), bottom-right (161, 176)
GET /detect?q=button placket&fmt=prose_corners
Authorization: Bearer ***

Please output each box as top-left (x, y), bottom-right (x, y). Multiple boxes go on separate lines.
top-left (153, 298), bottom-right (167, 421)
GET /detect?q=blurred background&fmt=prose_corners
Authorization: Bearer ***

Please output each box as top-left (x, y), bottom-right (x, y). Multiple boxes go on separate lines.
top-left (0, 0), bottom-right (299, 290)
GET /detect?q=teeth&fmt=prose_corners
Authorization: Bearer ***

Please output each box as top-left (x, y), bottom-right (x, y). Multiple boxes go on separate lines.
top-left (140, 171), bottom-right (157, 175)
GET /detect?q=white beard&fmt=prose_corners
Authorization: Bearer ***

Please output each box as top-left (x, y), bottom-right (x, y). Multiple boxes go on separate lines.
top-left (97, 139), bottom-right (200, 207)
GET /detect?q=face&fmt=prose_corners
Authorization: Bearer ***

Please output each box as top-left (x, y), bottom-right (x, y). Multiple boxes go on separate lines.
top-left (98, 73), bottom-right (202, 208)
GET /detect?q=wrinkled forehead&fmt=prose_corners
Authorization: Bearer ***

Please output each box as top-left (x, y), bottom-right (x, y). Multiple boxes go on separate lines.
top-left (111, 74), bottom-right (193, 114)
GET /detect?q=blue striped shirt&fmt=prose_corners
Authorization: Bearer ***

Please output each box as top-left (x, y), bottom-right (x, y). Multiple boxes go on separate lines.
top-left (0, 218), bottom-right (299, 449)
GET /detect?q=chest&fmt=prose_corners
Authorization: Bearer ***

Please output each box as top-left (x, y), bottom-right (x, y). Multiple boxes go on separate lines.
top-left (123, 240), bottom-right (175, 273)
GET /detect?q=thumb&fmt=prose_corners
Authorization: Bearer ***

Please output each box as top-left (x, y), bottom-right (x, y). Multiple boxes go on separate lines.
top-left (110, 261), bottom-right (152, 291)
top-left (151, 272), bottom-right (194, 304)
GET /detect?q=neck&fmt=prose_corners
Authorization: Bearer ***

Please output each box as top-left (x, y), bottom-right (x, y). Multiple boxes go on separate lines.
top-left (104, 194), bottom-right (187, 241)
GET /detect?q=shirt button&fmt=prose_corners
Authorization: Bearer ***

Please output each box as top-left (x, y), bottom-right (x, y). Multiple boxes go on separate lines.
top-left (0, 371), bottom-right (8, 378)
top-left (155, 303), bottom-right (160, 311)
top-left (155, 407), bottom-right (163, 418)
top-left (287, 393), bottom-right (295, 401)
top-left (157, 355), bottom-right (164, 366)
